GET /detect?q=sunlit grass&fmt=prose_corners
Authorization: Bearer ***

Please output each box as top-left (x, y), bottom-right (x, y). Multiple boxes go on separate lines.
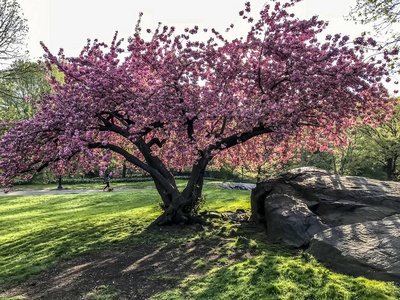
top-left (0, 190), bottom-right (160, 284)
top-left (0, 184), bottom-right (250, 285)
top-left (152, 243), bottom-right (400, 300)
top-left (1, 184), bottom-right (399, 300)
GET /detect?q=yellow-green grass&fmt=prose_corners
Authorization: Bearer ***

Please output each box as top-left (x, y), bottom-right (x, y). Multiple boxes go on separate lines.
top-left (0, 185), bottom-right (250, 285)
top-left (1, 184), bottom-right (399, 300)
top-left (152, 251), bottom-right (400, 300)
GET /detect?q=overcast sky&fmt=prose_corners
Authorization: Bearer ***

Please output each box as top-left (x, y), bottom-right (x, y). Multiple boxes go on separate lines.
top-left (18, 0), bottom-right (374, 59)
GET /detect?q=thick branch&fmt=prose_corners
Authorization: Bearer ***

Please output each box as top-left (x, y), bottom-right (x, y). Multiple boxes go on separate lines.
top-left (209, 124), bottom-right (274, 153)
top-left (185, 117), bottom-right (196, 141)
top-left (89, 142), bottom-right (177, 195)
top-left (96, 113), bottom-right (130, 138)
top-left (148, 138), bottom-right (166, 148)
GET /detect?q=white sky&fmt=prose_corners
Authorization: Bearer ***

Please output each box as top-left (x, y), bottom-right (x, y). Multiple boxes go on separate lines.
top-left (18, 0), bottom-right (372, 60)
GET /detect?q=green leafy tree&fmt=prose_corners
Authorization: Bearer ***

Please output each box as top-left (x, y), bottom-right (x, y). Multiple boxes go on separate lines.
top-left (349, 0), bottom-right (400, 47)
top-left (0, 60), bottom-right (52, 122)
top-left (357, 111), bottom-right (400, 180)
top-left (315, 102), bottom-right (400, 180)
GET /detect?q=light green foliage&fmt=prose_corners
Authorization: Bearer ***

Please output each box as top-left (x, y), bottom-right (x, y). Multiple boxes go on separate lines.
top-left (0, 61), bottom-right (49, 123)
top-left (153, 253), bottom-right (400, 300)
top-left (331, 103), bottom-right (400, 180)
top-left (0, 61), bottom-right (64, 124)
top-left (81, 285), bottom-right (119, 300)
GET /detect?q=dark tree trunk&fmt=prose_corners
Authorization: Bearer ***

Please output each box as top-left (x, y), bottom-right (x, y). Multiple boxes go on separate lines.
top-left (89, 123), bottom-right (273, 226)
top-left (151, 154), bottom-right (211, 225)
top-left (122, 163), bottom-right (127, 178)
top-left (385, 156), bottom-right (398, 181)
top-left (89, 140), bottom-right (210, 225)
top-left (256, 165), bottom-right (261, 183)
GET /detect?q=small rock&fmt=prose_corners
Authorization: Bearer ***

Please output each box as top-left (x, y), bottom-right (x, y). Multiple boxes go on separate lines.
top-left (207, 212), bottom-right (222, 219)
top-left (193, 224), bottom-right (204, 232)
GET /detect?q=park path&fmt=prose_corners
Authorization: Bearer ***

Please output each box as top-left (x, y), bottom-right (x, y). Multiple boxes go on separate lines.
top-left (0, 188), bottom-right (145, 197)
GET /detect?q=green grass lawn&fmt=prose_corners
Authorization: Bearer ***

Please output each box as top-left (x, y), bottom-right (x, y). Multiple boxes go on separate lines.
top-left (0, 183), bottom-right (249, 284)
top-left (0, 183), bottom-right (399, 299)
top-left (7, 179), bottom-right (159, 191)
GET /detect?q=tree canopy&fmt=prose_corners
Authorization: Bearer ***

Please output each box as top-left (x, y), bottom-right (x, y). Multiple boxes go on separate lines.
top-left (0, 0), bottom-right (397, 224)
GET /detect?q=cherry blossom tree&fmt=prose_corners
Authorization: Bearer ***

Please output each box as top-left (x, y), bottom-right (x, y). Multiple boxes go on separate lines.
top-left (0, 0), bottom-right (397, 224)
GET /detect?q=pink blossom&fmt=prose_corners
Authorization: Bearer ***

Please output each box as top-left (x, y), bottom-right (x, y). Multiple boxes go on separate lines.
top-left (0, 0), bottom-right (395, 201)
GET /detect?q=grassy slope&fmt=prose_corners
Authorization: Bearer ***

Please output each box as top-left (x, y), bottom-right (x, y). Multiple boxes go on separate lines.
top-left (0, 183), bottom-right (399, 299)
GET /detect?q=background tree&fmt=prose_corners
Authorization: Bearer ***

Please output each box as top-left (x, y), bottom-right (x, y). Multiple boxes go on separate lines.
top-left (349, 0), bottom-right (400, 48)
top-left (353, 104), bottom-right (400, 180)
top-left (0, 0), bottom-right (27, 64)
top-left (287, 102), bottom-right (400, 181)
top-left (0, 60), bottom-right (53, 122)
top-left (0, 61), bottom-right (64, 137)
top-left (0, 0), bottom-right (37, 128)
top-left (0, 0), bottom-right (396, 225)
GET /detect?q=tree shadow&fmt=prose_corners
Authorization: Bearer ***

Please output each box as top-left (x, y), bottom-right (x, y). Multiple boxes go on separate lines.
top-left (0, 220), bottom-right (270, 300)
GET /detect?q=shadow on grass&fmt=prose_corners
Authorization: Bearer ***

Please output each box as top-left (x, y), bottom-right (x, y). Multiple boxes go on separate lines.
top-left (0, 186), bottom-right (251, 286)
top-left (0, 222), bottom-right (238, 299)
top-left (152, 230), bottom-right (400, 300)
top-left (1, 185), bottom-right (400, 300)
top-left (0, 191), bottom-right (165, 286)
top-left (2, 218), bottom-right (400, 300)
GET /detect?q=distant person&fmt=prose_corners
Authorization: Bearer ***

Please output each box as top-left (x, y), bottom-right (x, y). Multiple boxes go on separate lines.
top-left (103, 173), bottom-right (110, 191)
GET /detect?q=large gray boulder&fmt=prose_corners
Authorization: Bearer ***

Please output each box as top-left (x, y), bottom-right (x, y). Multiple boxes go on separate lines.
top-left (251, 167), bottom-right (400, 282)
top-left (307, 214), bottom-right (400, 282)
top-left (261, 193), bottom-right (329, 247)
top-left (252, 167), bottom-right (400, 234)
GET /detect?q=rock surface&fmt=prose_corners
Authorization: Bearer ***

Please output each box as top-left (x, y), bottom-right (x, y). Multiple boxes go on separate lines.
top-left (263, 194), bottom-right (329, 247)
top-left (200, 210), bottom-right (250, 222)
top-left (308, 214), bottom-right (400, 282)
top-left (206, 183), bottom-right (256, 190)
top-left (251, 167), bottom-right (400, 282)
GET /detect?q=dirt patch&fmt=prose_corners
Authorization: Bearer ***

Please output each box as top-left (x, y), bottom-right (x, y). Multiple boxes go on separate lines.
top-left (0, 225), bottom-right (258, 300)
